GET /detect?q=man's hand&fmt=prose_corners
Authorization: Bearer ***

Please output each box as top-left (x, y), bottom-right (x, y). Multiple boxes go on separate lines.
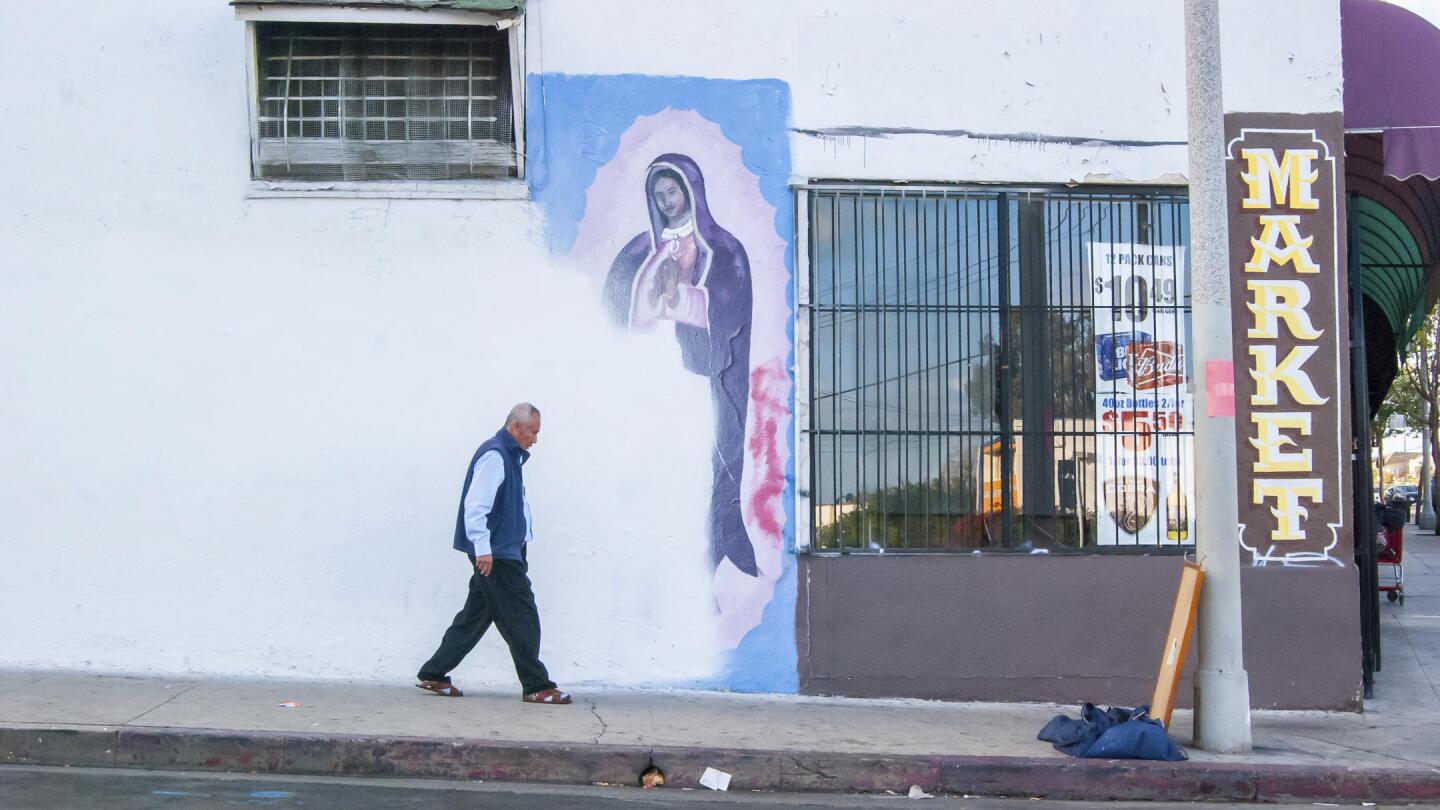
top-left (475, 554), bottom-right (494, 576)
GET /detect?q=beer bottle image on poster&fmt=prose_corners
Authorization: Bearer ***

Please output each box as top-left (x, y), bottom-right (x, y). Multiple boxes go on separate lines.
top-left (1090, 242), bottom-right (1195, 546)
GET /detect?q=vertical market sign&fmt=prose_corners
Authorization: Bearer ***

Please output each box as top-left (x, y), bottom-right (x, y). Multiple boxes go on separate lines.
top-left (1091, 243), bottom-right (1194, 546)
top-left (1224, 113), bottom-right (1351, 567)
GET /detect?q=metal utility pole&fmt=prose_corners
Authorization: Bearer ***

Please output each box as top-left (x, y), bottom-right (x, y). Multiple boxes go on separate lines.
top-left (1184, 0), bottom-right (1253, 753)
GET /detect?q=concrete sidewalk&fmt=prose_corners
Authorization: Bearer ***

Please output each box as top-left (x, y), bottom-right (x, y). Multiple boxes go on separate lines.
top-left (3, 532), bottom-right (1437, 803)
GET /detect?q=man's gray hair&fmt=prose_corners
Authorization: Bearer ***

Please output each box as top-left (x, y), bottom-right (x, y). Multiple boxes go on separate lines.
top-left (505, 402), bottom-right (540, 426)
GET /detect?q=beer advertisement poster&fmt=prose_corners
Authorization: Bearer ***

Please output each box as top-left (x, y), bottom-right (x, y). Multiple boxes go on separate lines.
top-left (1090, 242), bottom-right (1195, 547)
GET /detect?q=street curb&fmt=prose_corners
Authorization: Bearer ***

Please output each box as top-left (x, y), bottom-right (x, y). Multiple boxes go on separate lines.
top-left (4, 724), bottom-right (1440, 802)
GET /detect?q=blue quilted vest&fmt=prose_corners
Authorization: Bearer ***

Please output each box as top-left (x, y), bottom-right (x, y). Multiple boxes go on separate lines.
top-left (452, 427), bottom-right (530, 560)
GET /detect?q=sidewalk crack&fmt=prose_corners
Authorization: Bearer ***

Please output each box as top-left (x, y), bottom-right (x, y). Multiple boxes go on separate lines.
top-left (586, 699), bottom-right (608, 744)
top-left (791, 755), bottom-right (856, 791)
top-left (122, 681), bottom-right (203, 726)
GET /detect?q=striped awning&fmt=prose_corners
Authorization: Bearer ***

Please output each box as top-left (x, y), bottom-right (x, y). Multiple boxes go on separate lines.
top-left (1353, 195), bottom-right (1427, 348)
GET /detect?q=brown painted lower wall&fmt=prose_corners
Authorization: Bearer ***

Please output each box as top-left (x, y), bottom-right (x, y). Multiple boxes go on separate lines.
top-left (798, 553), bottom-right (1363, 710)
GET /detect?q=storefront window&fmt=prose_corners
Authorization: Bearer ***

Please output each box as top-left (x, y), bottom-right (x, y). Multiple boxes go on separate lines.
top-left (804, 186), bottom-right (1192, 552)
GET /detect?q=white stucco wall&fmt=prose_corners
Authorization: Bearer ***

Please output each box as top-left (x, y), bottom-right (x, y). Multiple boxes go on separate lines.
top-left (539, 0), bottom-right (1340, 183)
top-left (0, 0), bottom-right (720, 687)
top-left (1220, 0), bottom-right (1344, 114)
top-left (0, 0), bottom-right (1342, 686)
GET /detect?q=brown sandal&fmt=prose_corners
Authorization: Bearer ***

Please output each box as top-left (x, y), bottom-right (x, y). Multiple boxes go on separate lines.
top-left (416, 680), bottom-right (463, 697)
top-left (523, 688), bottom-right (572, 705)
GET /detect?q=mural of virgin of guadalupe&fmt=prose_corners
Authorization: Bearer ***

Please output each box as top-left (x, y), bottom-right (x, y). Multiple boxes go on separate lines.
top-left (602, 153), bottom-right (759, 578)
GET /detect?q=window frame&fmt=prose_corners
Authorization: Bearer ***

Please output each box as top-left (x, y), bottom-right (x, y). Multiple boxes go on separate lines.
top-left (792, 181), bottom-right (1194, 557)
top-left (234, 4), bottom-right (527, 199)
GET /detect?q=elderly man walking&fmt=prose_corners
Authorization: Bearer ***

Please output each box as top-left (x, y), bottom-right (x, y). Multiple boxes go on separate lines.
top-left (416, 403), bottom-right (571, 705)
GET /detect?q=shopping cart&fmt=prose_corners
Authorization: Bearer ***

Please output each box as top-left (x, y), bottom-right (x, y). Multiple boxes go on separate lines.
top-left (1378, 507), bottom-right (1405, 605)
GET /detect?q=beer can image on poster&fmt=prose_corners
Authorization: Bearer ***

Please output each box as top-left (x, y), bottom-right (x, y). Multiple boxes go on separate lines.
top-left (1128, 340), bottom-right (1185, 391)
top-left (1096, 331), bottom-right (1152, 381)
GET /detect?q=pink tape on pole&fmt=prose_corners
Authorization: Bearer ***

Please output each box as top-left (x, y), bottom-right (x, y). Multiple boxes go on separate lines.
top-left (1206, 360), bottom-right (1236, 418)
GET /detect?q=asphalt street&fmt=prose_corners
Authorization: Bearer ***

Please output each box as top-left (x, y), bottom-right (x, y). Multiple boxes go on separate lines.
top-left (11, 766), bottom-right (1431, 810)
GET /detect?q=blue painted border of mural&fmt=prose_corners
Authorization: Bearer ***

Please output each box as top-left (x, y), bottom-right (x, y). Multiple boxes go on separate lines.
top-left (527, 74), bottom-right (798, 693)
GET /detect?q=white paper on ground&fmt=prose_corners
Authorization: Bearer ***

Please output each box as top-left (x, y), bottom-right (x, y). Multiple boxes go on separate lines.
top-left (907, 784), bottom-right (932, 799)
top-left (699, 767), bottom-right (732, 791)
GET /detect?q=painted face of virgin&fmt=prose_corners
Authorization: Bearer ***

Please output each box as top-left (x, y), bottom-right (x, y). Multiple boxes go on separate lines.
top-left (651, 176), bottom-right (690, 226)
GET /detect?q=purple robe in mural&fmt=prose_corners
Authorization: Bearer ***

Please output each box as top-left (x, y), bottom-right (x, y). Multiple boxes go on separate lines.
top-left (603, 154), bottom-right (758, 577)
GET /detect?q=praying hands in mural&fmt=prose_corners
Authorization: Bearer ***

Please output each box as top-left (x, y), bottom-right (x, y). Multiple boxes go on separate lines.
top-left (649, 258), bottom-right (683, 310)
top-left (603, 154), bottom-right (760, 577)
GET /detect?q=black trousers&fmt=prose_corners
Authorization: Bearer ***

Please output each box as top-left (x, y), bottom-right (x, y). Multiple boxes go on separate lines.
top-left (417, 549), bottom-right (556, 695)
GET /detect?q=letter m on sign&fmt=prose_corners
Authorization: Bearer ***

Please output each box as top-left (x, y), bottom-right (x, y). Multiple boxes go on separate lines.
top-left (1240, 148), bottom-right (1320, 211)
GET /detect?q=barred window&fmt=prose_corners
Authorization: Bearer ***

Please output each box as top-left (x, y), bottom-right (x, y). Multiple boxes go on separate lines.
top-left (253, 22), bottom-right (515, 182)
top-left (803, 187), bottom-right (1193, 553)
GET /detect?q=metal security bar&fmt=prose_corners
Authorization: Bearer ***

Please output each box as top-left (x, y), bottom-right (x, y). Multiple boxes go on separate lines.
top-left (254, 22), bottom-right (514, 181)
top-left (803, 186), bottom-right (1192, 552)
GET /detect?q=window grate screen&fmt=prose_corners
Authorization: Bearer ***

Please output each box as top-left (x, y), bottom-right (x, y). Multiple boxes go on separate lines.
top-left (805, 187), bottom-right (1193, 553)
top-left (254, 22), bottom-right (515, 182)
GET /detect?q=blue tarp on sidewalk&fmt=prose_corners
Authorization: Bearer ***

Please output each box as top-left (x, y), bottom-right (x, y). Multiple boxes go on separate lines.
top-left (1038, 703), bottom-right (1187, 761)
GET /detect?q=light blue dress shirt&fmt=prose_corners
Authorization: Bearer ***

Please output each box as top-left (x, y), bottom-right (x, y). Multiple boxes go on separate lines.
top-left (462, 450), bottom-right (534, 557)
